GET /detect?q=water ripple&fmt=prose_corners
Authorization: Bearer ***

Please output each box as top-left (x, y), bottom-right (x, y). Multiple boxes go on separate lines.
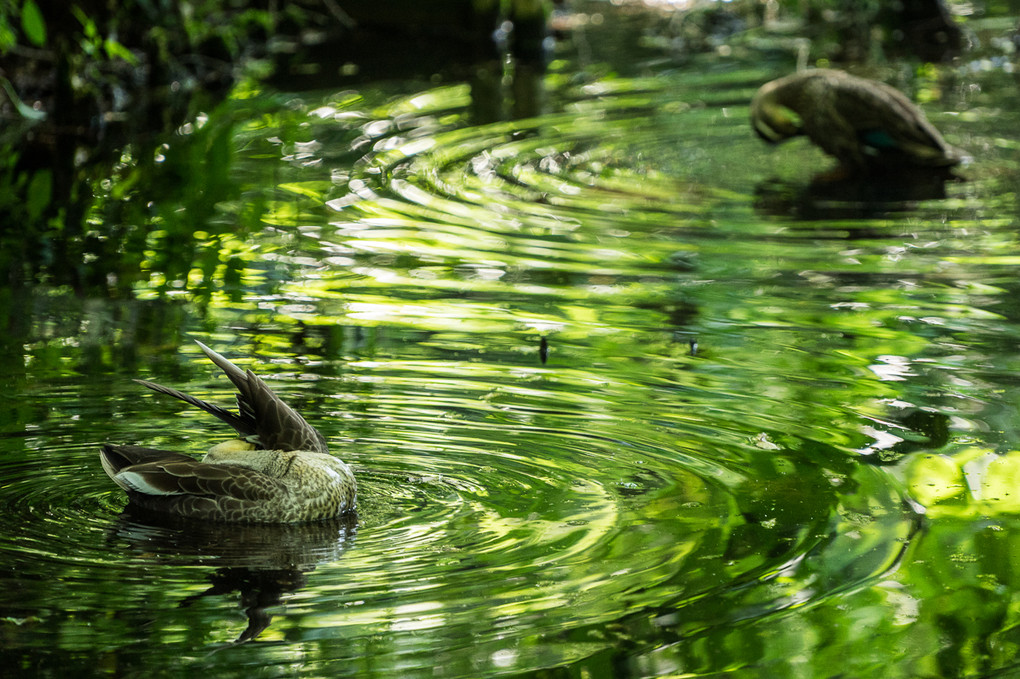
top-left (0, 68), bottom-right (953, 674)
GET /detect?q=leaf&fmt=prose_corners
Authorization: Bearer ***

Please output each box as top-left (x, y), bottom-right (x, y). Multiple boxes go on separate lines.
top-left (25, 170), bottom-right (52, 220)
top-left (0, 23), bottom-right (16, 53)
top-left (104, 37), bottom-right (139, 65)
top-left (21, 0), bottom-right (46, 47)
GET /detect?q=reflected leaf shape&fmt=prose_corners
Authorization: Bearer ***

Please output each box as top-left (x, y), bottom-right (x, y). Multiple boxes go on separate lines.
top-left (278, 182), bottom-right (331, 200)
top-left (906, 453), bottom-right (967, 508)
top-left (981, 451), bottom-right (1020, 513)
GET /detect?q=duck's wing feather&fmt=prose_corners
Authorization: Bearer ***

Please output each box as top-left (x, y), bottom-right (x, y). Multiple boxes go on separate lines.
top-left (101, 444), bottom-right (283, 500)
top-left (100, 444), bottom-right (196, 475)
top-left (830, 77), bottom-right (958, 164)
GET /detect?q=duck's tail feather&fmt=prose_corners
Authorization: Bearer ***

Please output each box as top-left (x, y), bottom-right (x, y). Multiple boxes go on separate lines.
top-left (134, 378), bottom-right (255, 437)
top-left (195, 341), bottom-right (250, 392)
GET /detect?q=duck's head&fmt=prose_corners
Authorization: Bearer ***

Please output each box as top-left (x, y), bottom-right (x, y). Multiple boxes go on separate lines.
top-left (750, 80), bottom-right (802, 144)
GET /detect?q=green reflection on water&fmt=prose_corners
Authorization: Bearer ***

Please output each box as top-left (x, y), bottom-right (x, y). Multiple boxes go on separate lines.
top-left (6, 25), bottom-right (1020, 679)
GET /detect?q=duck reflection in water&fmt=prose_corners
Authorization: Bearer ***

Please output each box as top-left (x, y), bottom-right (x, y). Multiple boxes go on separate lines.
top-left (751, 172), bottom-right (953, 219)
top-left (101, 341), bottom-right (356, 523)
top-left (750, 68), bottom-right (966, 206)
top-left (111, 507), bottom-right (358, 643)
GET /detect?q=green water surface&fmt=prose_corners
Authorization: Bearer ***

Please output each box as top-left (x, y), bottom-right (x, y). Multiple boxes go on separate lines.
top-left (4, 6), bottom-right (1020, 679)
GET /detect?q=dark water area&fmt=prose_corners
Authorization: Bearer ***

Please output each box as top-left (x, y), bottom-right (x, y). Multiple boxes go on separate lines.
top-left (5, 2), bottom-right (1020, 677)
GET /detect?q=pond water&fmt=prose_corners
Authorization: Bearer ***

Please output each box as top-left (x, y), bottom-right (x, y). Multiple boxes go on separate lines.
top-left (5, 6), bottom-right (1020, 679)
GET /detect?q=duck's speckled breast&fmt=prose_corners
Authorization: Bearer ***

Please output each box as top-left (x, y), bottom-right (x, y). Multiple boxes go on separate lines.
top-left (277, 451), bottom-right (358, 519)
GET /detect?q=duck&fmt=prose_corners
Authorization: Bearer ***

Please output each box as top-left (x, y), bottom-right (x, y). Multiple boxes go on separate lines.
top-left (750, 68), bottom-right (963, 174)
top-left (101, 341), bottom-right (356, 523)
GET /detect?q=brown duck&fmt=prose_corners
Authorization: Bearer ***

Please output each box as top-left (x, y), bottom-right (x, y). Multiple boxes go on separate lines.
top-left (751, 68), bottom-right (963, 173)
top-left (101, 341), bottom-right (356, 523)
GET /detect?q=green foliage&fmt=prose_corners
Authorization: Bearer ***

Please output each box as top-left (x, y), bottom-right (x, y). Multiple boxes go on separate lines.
top-left (103, 35), bottom-right (137, 64)
top-left (70, 5), bottom-right (138, 65)
top-left (24, 169), bottom-right (51, 220)
top-left (19, 0), bottom-right (44, 46)
top-left (0, 0), bottom-right (15, 52)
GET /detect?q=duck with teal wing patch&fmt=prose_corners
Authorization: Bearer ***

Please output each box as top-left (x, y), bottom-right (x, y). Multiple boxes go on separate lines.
top-left (101, 341), bottom-right (356, 523)
top-left (751, 68), bottom-right (964, 174)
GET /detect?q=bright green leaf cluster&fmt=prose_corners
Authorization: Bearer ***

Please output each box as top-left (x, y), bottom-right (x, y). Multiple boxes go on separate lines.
top-left (20, 0), bottom-right (45, 47)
